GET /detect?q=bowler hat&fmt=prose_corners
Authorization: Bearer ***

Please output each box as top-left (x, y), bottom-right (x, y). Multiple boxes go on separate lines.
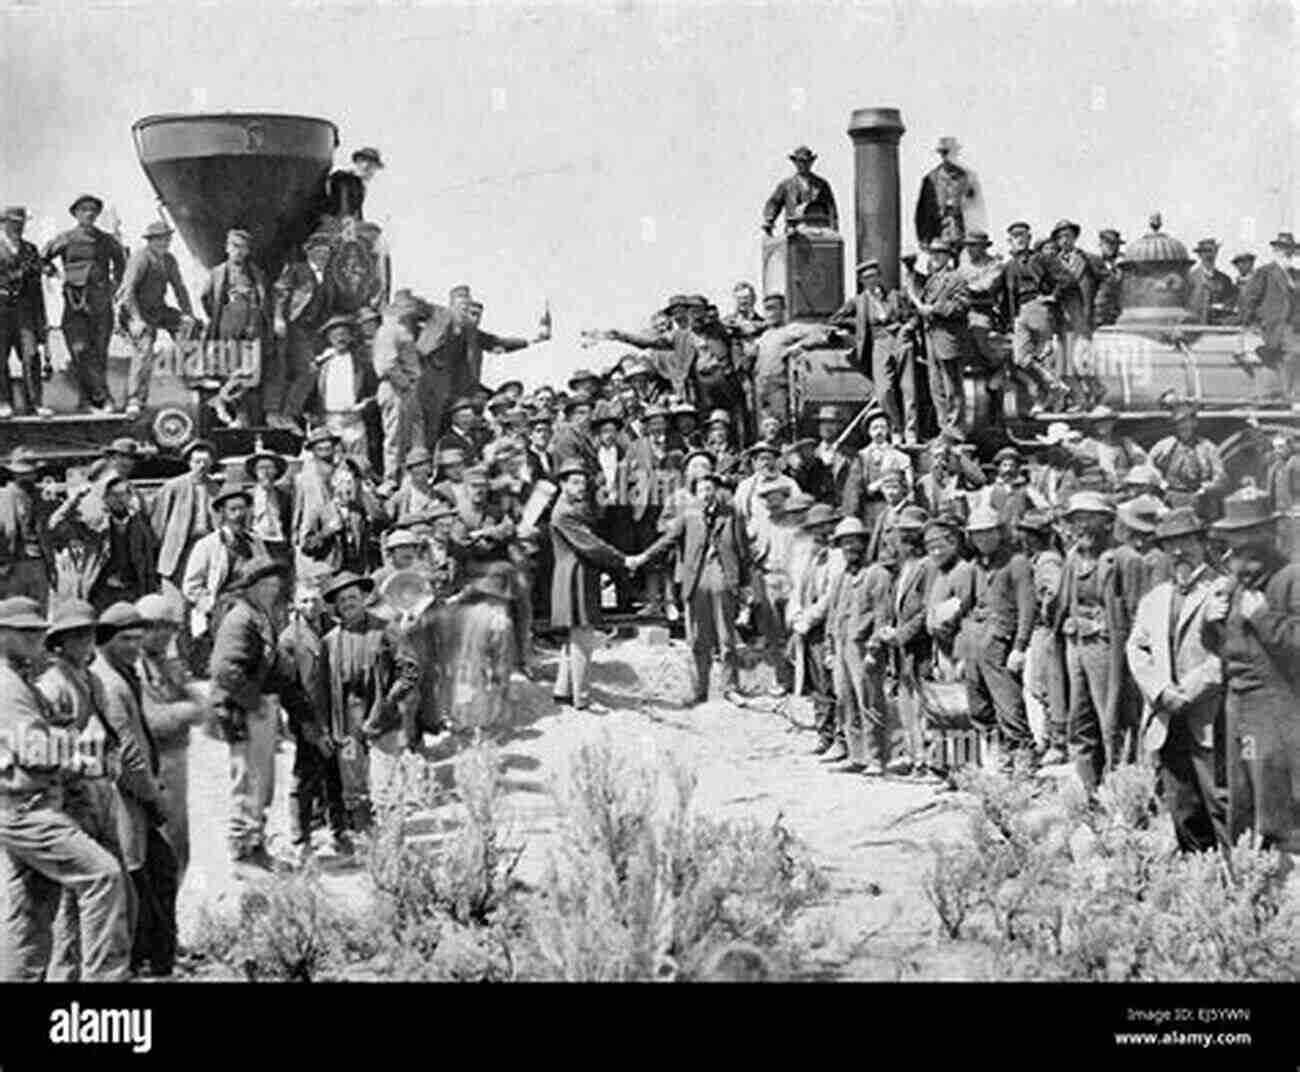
top-left (95, 602), bottom-right (145, 643)
top-left (0, 597), bottom-right (48, 631)
top-left (244, 450), bottom-right (286, 480)
top-left (182, 438), bottom-right (217, 461)
top-left (403, 446), bottom-right (434, 470)
top-left (321, 314), bottom-right (358, 336)
top-left (788, 146), bottom-right (817, 162)
top-left (45, 600), bottom-right (98, 645)
top-left (801, 503), bottom-right (840, 531)
top-left (1064, 491), bottom-right (1115, 518)
top-left (1050, 219), bottom-right (1081, 239)
top-left (1210, 485), bottom-right (1280, 533)
top-left (554, 457), bottom-right (589, 481)
top-left (142, 221), bottom-right (173, 240)
top-left (1154, 506), bottom-right (1204, 542)
top-left (963, 230), bottom-right (992, 246)
top-left (2, 206), bottom-right (28, 224)
top-left (232, 555), bottom-right (290, 591)
top-left (966, 505), bottom-right (1002, 533)
top-left (135, 593), bottom-right (182, 626)
top-left (352, 147), bottom-right (385, 168)
top-left (69, 194), bottom-right (104, 216)
top-left (322, 570), bottom-right (375, 604)
top-left (1230, 251), bottom-right (1257, 266)
top-left (1269, 232), bottom-right (1296, 250)
top-left (304, 426), bottom-right (341, 449)
top-left (683, 448), bottom-right (716, 472)
top-left (832, 517), bottom-right (868, 542)
top-left (212, 484), bottom-right (253, 510)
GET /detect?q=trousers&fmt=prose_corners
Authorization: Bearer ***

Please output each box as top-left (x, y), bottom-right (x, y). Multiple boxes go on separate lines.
top-left (688, 562), bottom-right (739, 700)
top-left (926, 353), bottom-right (965, 434)
top-left (156, 745), bottom-right (190, 883)
top-left (754, 578), bottom-right (792, 690)
top-left (555, 626), bottom-right (598, 708)
top-left (1225, 687), bottom-right (1300, 850)
top-left (271, 329), bottom-right (321, 419)
top-left (1026, 623), bottom-right (1068, 750)
top-left (127, 307), bottom-right (184, 406)
top-left (1158, 711), bottom-right (1229, 854)
top-left (966, 632), bottom-right (1033, 757)
top-left (130, 825), bottom-right (180, 976)
top-left (0, 794), bottom-right (131, 982)
top-left (61, 290), bottom-right (114, 408)
top-left (1066, 635), bottom-right (1115, 792)
top-left (376, 380), bottom-right (424, 481)
top-left (289, 729), bottom-right (347, 844)
top-left (877, 333), bottom-right (919, 444)
top-left (0, 309), bottom-right (43, 410)
top-left (227, 697), bottom-right (278, 858)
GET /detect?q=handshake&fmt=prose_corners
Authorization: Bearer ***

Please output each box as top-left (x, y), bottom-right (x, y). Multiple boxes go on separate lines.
top-left (623, 552), bottom-right (651, 573)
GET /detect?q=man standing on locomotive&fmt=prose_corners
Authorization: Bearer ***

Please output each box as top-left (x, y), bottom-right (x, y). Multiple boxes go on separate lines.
top-left (117, 220), bottom-right (195, 419)
top-left (0, 206), bottom-right (52, 419)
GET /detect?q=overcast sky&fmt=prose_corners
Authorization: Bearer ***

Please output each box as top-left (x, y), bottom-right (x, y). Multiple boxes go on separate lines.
top-left (3, 0), bottom-right (1297, 337)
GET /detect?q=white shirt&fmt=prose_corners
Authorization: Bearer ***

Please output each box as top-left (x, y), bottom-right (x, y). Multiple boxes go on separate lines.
top-left (597, 444), bottom-right (620, 494)
top-left (251, 485), bottom-right (284, 543)
top-left (319, 348), bottom-right (355, 412)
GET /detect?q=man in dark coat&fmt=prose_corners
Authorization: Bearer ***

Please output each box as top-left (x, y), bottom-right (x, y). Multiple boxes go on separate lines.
top-left (912, 239), bottom-right (971, 433)
top-left (1239, 232), bottom-right (1300, 401)
top-left (321, 147), bottom-right (383, 221)
top-left (0, 206), bottom-right (50, 418)
top-left (200, 228), bottom-right (269, 426)
top-left (1187, 238), bottom-right (1238, 326)
top-left (762, 146), bottom-right (838, 234)
top-left (549, 459), bottom-right (637, 711)
top-left (914, 137), bottom-right (975, 248)
top-left (117, 221), bottom-right (194, 418)
top-left (42, 194), bottom-right (125, 414)
top-left (270, 233), bottom-right (335, 430)
top-left (1208, 486), bottom-right (1300, 850)
top-left (88, 475), bottom-right (159, 613)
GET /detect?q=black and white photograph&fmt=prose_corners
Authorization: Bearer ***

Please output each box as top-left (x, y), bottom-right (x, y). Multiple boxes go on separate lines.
top-left (1, 0), bottom-right (1299, 1045)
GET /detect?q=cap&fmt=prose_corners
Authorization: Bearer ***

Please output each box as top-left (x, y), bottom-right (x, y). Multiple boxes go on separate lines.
top-left (683, 448), bottom-right (716, 472)
top-left (855, 259), bottom-right (880, 274)
top-left (305, 232), bottom-right (334, 251)
top-left (1006, 220), bottom-right (1032, 235)
top-left (1098, 228), bottom-right (1123, 244)
top-left (567, 368), bottom-right (599, 388)
top-left (746, 440), bottom-right (781, 459)
top-left (449, 396), bottom-right (477, 415)
top-left (352, 147), bottom-right (385, 168)
top-left (815, 405), bottom-right (841, 423)
top-left (992, 446), bottom-right (1023, 465)
top-left (1231, 251), bottom-right (1257, 266)
top-left (706, 409), bottom-right (731, 427)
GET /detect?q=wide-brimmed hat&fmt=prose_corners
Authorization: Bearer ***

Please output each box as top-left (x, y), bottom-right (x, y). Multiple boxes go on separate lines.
top-left (44, 599), bottom-right (98, 645)
top-left (783, 491), bottom-right (814, 515)
top-left (801, 503), bottom-right (840, 531)
top-left (567, 368), bottom-right (599, 389)
top-left (1098, 228), bottom-right (1124, 245)
top-left (180, 438), bottom-right (217, 463)
top-left (705, 409), bottom-right (732, 427)
top-left (135, 593), bottom-right (183, 626)
top-left (783, 437), bottom-right (817, 454)
top-left (142, 221), bottom-right (173, 240)
top-left (95, 602), bottom-right (146, 643)
top-left (683, 448), bottom-right (716, 472)
top-left (1269, 232), bottom-right (1296, 250)
top-left (1117, 494), bottom-right (1164, 534)
top-left (2, 447), bottom-right (39, 476)
top-left (554, 457), bottom-right (589, 481)
top-left (212, 484), bottom-right (253, 510)
top-left (322, 570), bottom-right (375, 604)
top-left (1050, 219), bottom-right (1081, 239)
top-left (815, 405), bottom-right (841, 424)
top-left (746, 440), bottom-right (781, 459)
top-left (352, 146), bottom-right (385, 168)
top-left (384, 529), bottom-right (424, 552)
top-left (895, 506), bottom-right (930, 532)
top-left (2, 206), bottom-right (29, 224)
top-left (1064, 491), bottom-right (1115, 518)
top-left (1122, 463), bottom-right (1164, 490)
top-left (591, 401), bottom-right (623, 428)
top-left (1230, 251), bottom-right (1257, 266)
top-left (69, 193), bottom-right (104, 215)
top-left (0, 597), bottom-right (48, 631)
top-left (244, 450), bottom-right (286, 480)
top-left (304, 426), bottom-right (341, 449)
top-left (402, 446), bottom-right (434, 471)
top-left (563, 392), bottom-right (593, 416)
top-left (832, 517), bottom-right (868, 542)
top-left (1210, 485), bottom-right (1280, 533)
top-left (320, 313), bottom-right (358, 336)
top-left (788, 145), bottom-right (817, 162)
top-left (992, 446), bottom-right (1023, 465)
top-left (624, 359), bottom-right (655, 380)
top-left (233, 555), bottom-right (290, 591)
top-left (1193, 238), bottom-right (1220, 255)
top-left (1016, 508), bottom-right (1055, 534)
top-left (962, 230), bottom-right (992, 247)
top-left (1153, 506), bottom-right (1205, 542)
top-left (966, 505), bottom-right (1002, 533)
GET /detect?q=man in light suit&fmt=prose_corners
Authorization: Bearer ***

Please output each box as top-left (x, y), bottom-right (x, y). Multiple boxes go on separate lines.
top-left (181, 487), bottom-right (267, 646)
top-left (1125, 507), bottom-right (1229, 853)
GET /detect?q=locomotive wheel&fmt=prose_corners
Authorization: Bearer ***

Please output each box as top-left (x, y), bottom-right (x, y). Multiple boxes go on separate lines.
top-left (152, 406), bottom-right (195, 451)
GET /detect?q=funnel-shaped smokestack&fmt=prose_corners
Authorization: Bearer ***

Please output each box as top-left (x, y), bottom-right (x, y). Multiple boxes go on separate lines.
top-left (133, 113), bottom-right (339, 273)
top-left (846, 107), bottom-right (905, 291)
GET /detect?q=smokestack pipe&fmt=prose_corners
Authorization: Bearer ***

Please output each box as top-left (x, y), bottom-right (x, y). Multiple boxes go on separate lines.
top-left (846, 107), bottom-right (905, 292)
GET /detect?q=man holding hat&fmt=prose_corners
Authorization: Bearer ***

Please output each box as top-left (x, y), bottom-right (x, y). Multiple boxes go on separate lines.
top-left (1147, 396), bottom-right (1227, 516)
top-left (1206, 484), bottom-right (1300, 850)
top-left (762, 145), bottom-right (838, 234)
top-left (0, 596), bottom-right (131, 981)
top-left (1126, 507), bottom-right (1229, 854)
top-left (151, 439), bottom-right (220, 614)
top-left (964, 505), bottom-right (1036, 775)
top-left (209, 555), bottom-right (314, 867)
top-left (1187, 237), bottom-right (1238, 326)
top-left (182, 484), bottom-right (267, 645)
top-left (1239, 232), bottom-right (1300, 402)
top-left (270, 232), bottom-right (336, 431)
top-left (35, 599), bottom-right (127, 980)
top-left (1055, 491), bottom-right (1122, 791)
top-left (117, 220), bottom-right (195, 418)
top-left (0, 205), bottom-right (51, 418)
top-left (42, 194), bottom-right (126, 413)
top-left (913, 238), bottom-right (972, 433)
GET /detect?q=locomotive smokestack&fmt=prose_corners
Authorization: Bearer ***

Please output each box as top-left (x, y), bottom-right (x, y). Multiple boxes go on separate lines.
top-left (846, 107), bottom-right (905, 291)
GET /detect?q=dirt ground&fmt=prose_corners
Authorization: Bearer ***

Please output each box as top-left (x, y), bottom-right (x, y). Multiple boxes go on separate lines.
top-left (177, 629), bottom-right (993, 981)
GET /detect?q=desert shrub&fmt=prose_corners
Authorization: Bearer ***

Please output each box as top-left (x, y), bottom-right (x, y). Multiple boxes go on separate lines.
top-left (925, 762), bottom-right (1300, 981)
top-left (524, 734), bottom-right (827, 981)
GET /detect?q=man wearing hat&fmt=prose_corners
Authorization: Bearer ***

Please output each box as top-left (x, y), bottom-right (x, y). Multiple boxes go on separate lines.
top-left (1205, 484), bottom-right (1300, 850)
top-left (981, 445), bottom-right (1031, 528)
top-left (914, 238), bottom-right (972, 433)
top-left (269, 232), bottom-right (336, 431)
top-left (997, 222), bottom-right (1069, 412)
top-left (821, 516), bottom-right (881, 773)
top-left (1229, 251), bottom-right (1256, 294)
top-left (0, 205), bottom-right (51, 419)
top-left (200, 228), bottom-right (269, 427)
top-left (35, 599), bottom-right (127, 980)
top-left (117, 220), bottom-right (195, 418)
top-left (957, 230), bottom-right (1006, 386)
top-left (182, 484), bottom-right (267, 645)
top-left (323, 146), bottom-right (384, 221)
top-left (914, 136), bottom-right (974, 248)
top-left (87, 473), bottom-right (159, 613)
top-left (762, 146), bottom-right (838, 234)
top-left (92, 601), bottom-right (180, 976)
top-left (1147, 397), bottom-right (1227, 516)
top-left (1239, 232), bottom-right (1300, 402)
top-left (1076, 404), bottom-right (1147, 491)
top-left (150, 440), bottom-right (221, 617)
top-left (1125, 507), bottom-right (1229, 854)
top-left (314, 313), bottom-right (377, 469)
top-left (843, 413), bottom-right (911, 532)
top-left (1187, 237), bottom-right (1238, 326)
top-left (722, 281), bottom-right (765, 342)
top-left (783, 436), bottom-right (833, 504)
top-left (372, 528), bottom-right (428, 593)
top-left (319, 571), bottom-right (405, 830)
top-left (42, 194), bottom-right (126, 413)
top-left (372, 295), bottom-right (430, 482)
top-left (1055, 491), bottom-right (1121, 791)
top-left (0, 596), bottom-right (132, 981)
top-left (0, 447), bottom-right (50, 604)
top-left (209, 555), bottom-right (315, 868)
top-left (733, 439), bottom-right (798, 545)
top-left (385, 444), bottom-right (440, 522)
top-left (963, 505), bottom-right (1036, 775)
top-left (292, 426), bottom-right (341, 546)
top-left (810, 405), bottom-right (852, 500)
top-left (788, 503), bottom-right (843, 726)
top-left (1016, 508), bottom-right (1068, 764)
top-left (241, 447), bottom-right (291, 562)
top-left (1043, 218), bottom-right (1104, 405)
top-left (701, 409), bottom-right (741, 484)
top-left (436, 396), bottom-right (482, 469)
top-left (1093, 228), bottom-right (1125, 328)
top-left (828, 259), bottom-right (881, 381)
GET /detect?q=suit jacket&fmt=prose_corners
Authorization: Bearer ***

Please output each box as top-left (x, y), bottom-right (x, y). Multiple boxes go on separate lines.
top-left (273, 261), bottom-right (332, 330)
top-left (181, 528), bottom-right (268, 634)
top-left (209, 597), bottom-right (313, 726)
top-left (91, 652), bottom-right (158, 869)
top-left (549, 496), bottom-right (626, 629)
top-left (0, 482), bottom-right (45, 569)
top-left (1239, 262), bottom-right (1299, 351)
top-left (1048, 249), bottom-right (1106, 334)
top-left (914, 163), bottom-right (973, 246)
top-left (151, 473), bottom-right (220, 579)
top-left (892, 555), bottom-right (935, 663)
top-left (0, 235), bottom-right (48, 333)
top-left (662, 494), bottom-right (748, 599)
top-left (89, 512), bottom-right (159, 599)
top-left (136, 652), bottom-right (204, 752)
top-left (1187, 264), bottom-right (1238, 325)
top-left (919, 267), bottom-right (971, 363)
top-left (201, 260), bottom-right (269, 341)
top-left (763, 173), bottom-right (838, 231)
top-left (828, 291), bottom-right (875, 376)
top-left (1126, 569), bottom-right (1224, 755)
top-left (438, 427), bottom-right (480, 466)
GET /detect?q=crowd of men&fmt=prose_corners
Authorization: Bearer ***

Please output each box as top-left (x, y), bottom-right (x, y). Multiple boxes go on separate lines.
top-left (3, 142), bottom-right (1300, 982)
